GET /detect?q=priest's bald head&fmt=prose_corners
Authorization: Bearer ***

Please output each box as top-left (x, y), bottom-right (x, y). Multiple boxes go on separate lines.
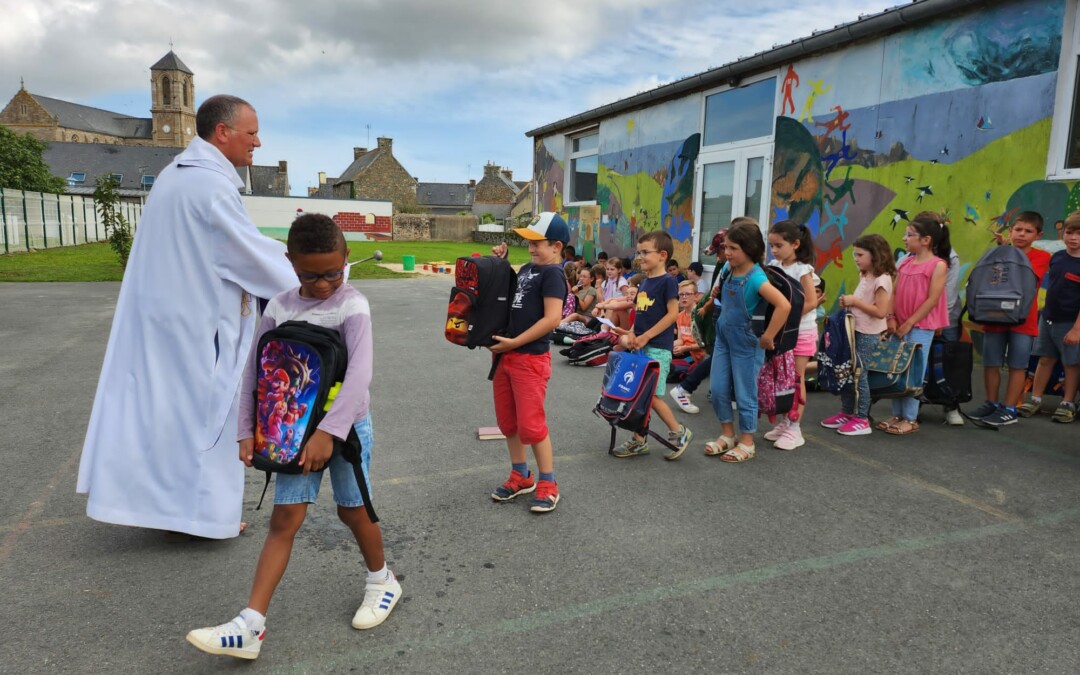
top-left (196, 95), bottom-right (261, 168)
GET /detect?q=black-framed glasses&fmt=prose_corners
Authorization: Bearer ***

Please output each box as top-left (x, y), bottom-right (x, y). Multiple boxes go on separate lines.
top-left (296, 267), bottom-right (345, 283)
top-left (635, 249), bottom-right (658, 257)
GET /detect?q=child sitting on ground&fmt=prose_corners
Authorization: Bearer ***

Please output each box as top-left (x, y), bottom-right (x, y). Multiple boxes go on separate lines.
top-left (186, 213), bottom-right (399, 661)
top-left (593, 274), bottom-right (641, 330)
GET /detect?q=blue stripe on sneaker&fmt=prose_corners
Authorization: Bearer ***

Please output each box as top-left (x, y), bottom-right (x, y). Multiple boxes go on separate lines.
top-left (237, 635), bottom-right (243, 648)
top-left (220, 636), bottom-right (227, 648)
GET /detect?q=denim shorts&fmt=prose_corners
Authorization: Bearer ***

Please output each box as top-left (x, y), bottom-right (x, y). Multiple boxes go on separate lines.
top-left (274, 413), bottom-right (374, 507)
top-left (643, 346), bottom-right (672, 397)
top-left (981, 330), bottom-right (1034, 369)
top-left (1033, 316), bottom-right (1080, 366)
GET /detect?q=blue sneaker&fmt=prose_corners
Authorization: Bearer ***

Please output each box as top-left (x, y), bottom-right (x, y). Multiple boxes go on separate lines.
top-left (529, 480), bottom-right (560, 513)
top-left (966, 400), bottom-right (998, 420)
top-left (981, 405), bottom-right (1018, 426)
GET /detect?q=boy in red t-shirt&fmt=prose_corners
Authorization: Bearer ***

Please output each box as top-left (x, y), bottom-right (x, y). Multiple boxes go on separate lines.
top-left (970, 212), bottom-right (1051, 426)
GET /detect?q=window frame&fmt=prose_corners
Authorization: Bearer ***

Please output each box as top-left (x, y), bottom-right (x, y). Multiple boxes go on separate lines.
top-left (67, 172), bottom-right (86, 185)
top-left (700, 72), bottom-right (779, 152)
top-left (141, 175), bottom-right (156, 189)
top-left (1048, 0), bottom-right (1080, 180)
top-left (564, 126), bottom-right (599, 206)
top-left (109, 173), bottom-right (123, 183)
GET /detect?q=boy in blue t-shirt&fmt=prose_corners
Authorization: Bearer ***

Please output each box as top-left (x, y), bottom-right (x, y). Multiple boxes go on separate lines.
top-left (1019, 213), bottom-right (1080, 422)
top-left (488, 212), bottom-right (569, 513)
top-left (612, 230), bottom-right (693, 460)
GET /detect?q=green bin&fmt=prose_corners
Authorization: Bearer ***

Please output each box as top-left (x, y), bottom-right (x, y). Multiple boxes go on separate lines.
top-left (402, 254), bottom-right (415, 271)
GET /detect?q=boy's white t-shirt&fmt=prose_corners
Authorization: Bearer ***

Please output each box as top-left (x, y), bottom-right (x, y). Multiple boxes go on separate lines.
top-left (768, 260), bottom-right (819, 332)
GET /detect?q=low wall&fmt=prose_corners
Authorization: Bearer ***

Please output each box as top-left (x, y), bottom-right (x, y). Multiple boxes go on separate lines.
top-left (472, 230), bottom-right (527, 247)
top-left (393, 214), bottom-right (480, 241)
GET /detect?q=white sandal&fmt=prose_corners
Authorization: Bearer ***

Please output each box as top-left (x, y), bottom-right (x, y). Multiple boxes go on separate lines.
top-left (720, 442), bottom-right (756, 463)
top-left (704, 435), bottom-right (736, 456)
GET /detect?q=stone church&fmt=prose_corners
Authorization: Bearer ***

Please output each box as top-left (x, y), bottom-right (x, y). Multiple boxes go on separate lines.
top-left (0, 50), bottom-right (196, 148)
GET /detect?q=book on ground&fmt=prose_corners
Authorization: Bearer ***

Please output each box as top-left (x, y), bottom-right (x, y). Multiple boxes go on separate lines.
top-left (477, 426), bottom-right (505, 440)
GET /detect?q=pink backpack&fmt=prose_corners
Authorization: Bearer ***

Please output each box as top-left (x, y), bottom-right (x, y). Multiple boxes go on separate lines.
top-left (758, 351), bottom-right (800, 424)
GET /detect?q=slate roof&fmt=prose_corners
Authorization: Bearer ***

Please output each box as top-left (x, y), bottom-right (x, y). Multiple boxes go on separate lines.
top-left (249, 164), bottom-right (288, 196)
top-left (334, 150), bottom-right (382, 184)
top-left (31, 94), bottom-right (152, 139)
top-left (151, 51), bottom-right (194, 75)
top-left (417, 182), bottom-right (474, 208)
top-left (42, 142), bottom-right (181, 194)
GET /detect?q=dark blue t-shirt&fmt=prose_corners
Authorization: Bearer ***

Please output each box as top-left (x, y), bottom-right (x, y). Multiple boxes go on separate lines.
top-left (1043, 250), bottom-right (1080, 322)
top-left (510, 263), bottom-right (567, 354)
top-left (633, 274), bottom-right (679, 351)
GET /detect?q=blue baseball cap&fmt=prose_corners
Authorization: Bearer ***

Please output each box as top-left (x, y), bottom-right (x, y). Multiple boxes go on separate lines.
top-left (515, 212), bottom-right (570, 244)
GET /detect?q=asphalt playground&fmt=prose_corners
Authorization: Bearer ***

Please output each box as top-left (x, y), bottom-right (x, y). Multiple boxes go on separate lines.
top-left (1, 276), bottom-right (1078, 674)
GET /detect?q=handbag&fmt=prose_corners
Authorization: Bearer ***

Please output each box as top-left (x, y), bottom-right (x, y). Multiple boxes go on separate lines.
top-left (865, 338), bottom-right (926, 399)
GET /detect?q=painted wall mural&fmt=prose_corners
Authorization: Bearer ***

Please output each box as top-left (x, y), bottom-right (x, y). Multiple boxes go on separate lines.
top-left (771, 0), bottom-right (1071, 319)
top-left (535, 96), bottom-right (701, 264)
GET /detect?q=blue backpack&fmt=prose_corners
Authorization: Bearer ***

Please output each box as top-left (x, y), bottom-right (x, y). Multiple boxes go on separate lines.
top-left (593, 351), bottom-right (682, 456)
top-left (816, 310), bottom-right (859, 396)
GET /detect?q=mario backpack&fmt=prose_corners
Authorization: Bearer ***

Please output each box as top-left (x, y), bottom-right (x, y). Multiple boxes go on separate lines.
top-left (252, 320), bottom-right (377, 521)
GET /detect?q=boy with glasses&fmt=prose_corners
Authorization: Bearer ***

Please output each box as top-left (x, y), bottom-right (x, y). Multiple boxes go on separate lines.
top-left (611, 232), bottom-right (694, 459)
top-left (187, 213), bottom-right (399, 660)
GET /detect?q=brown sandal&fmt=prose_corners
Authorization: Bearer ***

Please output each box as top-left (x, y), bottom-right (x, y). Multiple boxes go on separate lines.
top-left (875, 416), bottom-right (901, 431)
top-left (884, 419), bottom-right (920, 435)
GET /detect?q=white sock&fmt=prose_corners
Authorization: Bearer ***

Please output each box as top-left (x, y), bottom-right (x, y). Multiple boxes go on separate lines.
top-left (367, 564), bottom-right (390, 584)
top-left (238, 607), bottom-right (265, 633)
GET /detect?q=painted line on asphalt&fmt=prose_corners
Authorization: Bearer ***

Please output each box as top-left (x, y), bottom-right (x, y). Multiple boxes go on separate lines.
top-left (991, 432), bottom-right (1080, 467)
top-left (268, 506), bottom-right (1080, 673)
top-left (804, 431), bottom-right (1021, 522)
top-left (0, 447), bottom-right (82, 562)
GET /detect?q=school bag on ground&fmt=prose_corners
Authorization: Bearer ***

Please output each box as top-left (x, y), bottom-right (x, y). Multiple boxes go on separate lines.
top-left (758, 351), bottom-right (800, 424)
top-left (445, 256), bottom-right (517, 348)
top-left (560, 331), bottom-right (619, 367)
top-left (922, 338), bottom-right (973, 408)
top-left (252, 321), bottom-right (377, 522)
top-left (964, 245), bottom-right (1038, 325)
top-left (815, 310), bottom-right (859, 396)
top-left (866, 338), bottom-right (926, 400)
top-left (593, 351), bottom-right (682, 455)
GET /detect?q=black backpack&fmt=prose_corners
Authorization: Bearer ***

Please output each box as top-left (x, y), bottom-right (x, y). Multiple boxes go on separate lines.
top-left (445, 256), bottom-right (517, 348)
top-left (251, 320), bottom-right (377, 522)
top-left (964, 245), bottom-right (1038, 325)
top-left (720, 264), bottom-right (805, 356)
top-left (921, 338), bottom-right (973, 407)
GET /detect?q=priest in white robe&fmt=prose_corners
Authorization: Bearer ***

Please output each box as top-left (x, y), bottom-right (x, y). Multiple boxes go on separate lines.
top-left (77, 95), bottom-right (296, 539)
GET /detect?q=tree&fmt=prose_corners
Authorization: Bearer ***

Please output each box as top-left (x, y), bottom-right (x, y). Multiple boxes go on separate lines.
top-left (94, 175), bottom-right (133, 269)
top-left (0, 125), bottom-right (66, 193)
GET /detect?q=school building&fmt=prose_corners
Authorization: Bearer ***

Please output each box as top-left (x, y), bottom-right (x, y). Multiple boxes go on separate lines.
top-left (526, 0), bottom-right (1077, 304)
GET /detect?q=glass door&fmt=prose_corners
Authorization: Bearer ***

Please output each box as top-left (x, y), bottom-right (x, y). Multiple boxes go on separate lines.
top-left (694, 144), bottom-right (771, 273)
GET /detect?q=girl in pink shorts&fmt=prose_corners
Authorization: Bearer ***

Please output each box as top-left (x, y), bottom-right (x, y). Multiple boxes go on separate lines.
top-left (764, 220), bottom-right (819, 450)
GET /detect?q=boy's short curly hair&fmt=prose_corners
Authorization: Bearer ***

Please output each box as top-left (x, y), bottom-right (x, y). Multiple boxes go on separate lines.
top-left (287, 213), bottom-right (346, 256)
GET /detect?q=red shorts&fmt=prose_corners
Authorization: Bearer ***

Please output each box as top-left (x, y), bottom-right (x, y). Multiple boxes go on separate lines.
top-left (492, 351), bottom-right (552, 446)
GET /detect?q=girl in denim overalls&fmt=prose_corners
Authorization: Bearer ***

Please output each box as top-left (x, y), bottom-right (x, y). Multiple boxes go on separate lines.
top-left (705, 221), bottom-right (792, 462)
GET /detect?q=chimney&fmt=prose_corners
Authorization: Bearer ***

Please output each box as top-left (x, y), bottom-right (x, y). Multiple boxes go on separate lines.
top-left (353, 147), bottom-right (367, 159)
top-left (501, 169), bottom-right (513, 181)
top-left (278, 160), bottom-right (288, 174)
top-left (377, 137), bottom-right (392, 153)
top-left (469, 179), bottom-right (476, 188)
top-left (318, 171), bottom-right (327, 185)
top-left (483, 162), bottom-right (499, 178)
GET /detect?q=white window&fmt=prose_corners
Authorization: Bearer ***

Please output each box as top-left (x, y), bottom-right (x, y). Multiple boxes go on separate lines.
top-left (67, 172), bottom-right (86, 186)
top-left (566, 130), bottom-right (598, 204)
top-left (141, 175), bottom-right (155, 189)
top-left (1049, 1), bottom-right (1080, 179)
top-left (109, 173), bottom-right (123, 183)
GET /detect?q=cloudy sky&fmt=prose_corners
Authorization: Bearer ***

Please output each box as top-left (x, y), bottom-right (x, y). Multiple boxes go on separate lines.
top-left (1, 0), bottom-right (887, 195)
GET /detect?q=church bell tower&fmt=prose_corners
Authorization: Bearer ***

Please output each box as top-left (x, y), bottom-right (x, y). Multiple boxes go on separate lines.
top-left (150, 51), bottom-right (196, 148)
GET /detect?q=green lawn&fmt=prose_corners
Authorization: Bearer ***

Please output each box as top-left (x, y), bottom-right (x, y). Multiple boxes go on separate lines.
top-left (0, 240), bottom-right (530, 282)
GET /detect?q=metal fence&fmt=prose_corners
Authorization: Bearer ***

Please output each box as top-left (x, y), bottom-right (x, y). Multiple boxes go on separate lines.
top-left (0, 188), bottom-right (143, 254)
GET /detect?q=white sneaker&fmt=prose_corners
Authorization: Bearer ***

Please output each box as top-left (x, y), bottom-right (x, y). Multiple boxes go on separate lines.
top-left (774, 425), bottom-right (806, 451)
top-left (669, 386), bottom-right (700, 414)
top-left (944, 409), bottom-right (964, 426)
top-left (763, 417), bottom-right (790, 442)
top-left (352, 571), bottom-right (402, 630)
top-left (186, 617), bottom-right (264, 660)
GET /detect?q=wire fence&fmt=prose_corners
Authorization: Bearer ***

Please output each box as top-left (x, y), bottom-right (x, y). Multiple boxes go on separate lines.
top-left (0, 188), bottom-right (143, 254)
